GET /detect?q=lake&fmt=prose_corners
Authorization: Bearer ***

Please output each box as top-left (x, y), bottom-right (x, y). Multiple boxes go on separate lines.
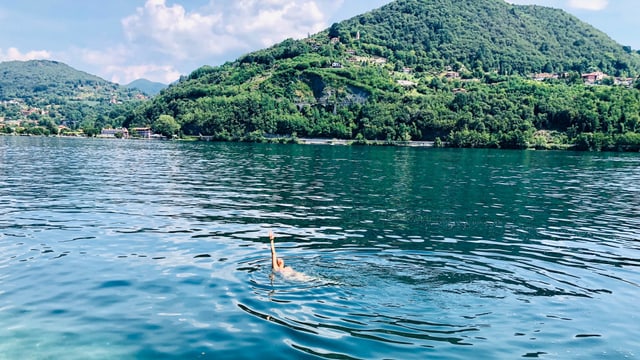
top-left (0, 136), bottom-right (638, 359)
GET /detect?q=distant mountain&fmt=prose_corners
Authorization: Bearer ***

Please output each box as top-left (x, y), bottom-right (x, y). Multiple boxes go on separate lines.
top-left (125, 78), bottom-right (167, 96)
top-left (129, 0), bottom-right (640, 149)
top-left (0, 60), bottom-right (146, 131)
top-left (0, 60), bottom-right (141, 101)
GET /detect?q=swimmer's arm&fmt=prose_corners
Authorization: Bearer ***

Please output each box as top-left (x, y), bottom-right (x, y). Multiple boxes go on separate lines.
top-left (269, 231), bottom-right (278, 270)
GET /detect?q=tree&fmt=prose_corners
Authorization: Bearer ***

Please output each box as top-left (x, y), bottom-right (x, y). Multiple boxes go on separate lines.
top-left (152, 114), bottom-right (180, 138)
top-left (329, 23), bottom-right (342, 39)
top-left (83, 127), bottom-right (99, 137)
top-left (39, 118), bottom-right (58, 135)
top-left (601, 77), bottom-right (614, 86)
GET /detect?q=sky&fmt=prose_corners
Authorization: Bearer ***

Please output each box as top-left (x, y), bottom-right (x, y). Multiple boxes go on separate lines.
top-left (0, 0), bottom-right (637, 85)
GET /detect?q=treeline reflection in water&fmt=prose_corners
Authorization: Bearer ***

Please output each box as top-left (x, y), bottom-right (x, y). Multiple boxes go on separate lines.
top-left (0, 136), bottom-right (638, 359)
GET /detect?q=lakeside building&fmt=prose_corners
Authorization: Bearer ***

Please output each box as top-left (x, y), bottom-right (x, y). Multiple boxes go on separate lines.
top-left (99, 127), bottom-right (129, 138)
top-left (132, 127), bottom-right (152, 138)
top-left (98, 127), bottom-right (165, 140)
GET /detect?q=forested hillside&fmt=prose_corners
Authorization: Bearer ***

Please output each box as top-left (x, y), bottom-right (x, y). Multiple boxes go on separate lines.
top-left (0, 60), bottom-right (145, 135)
top-left (124, 0), bottom-right (640, 149)
top-left (342, 0), bottom-right (639, 76)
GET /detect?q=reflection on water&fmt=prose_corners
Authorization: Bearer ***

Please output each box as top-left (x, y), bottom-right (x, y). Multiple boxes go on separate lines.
top-left (1, 136), bottom-right (639, 359)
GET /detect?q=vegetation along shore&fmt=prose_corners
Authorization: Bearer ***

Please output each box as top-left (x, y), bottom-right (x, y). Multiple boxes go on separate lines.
top-left (1, 0), bottom-right (640, 151)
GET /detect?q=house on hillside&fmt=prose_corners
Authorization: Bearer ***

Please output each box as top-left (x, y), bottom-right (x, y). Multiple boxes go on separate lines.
top-left (582, 71), bottom-right (605, 84)
top-left (397, 80), bottom-right (417, 87)
top-left (21, 109), bottom-right (36, 117)
top-left (444, 71), bottom-right (460, 79)
top-left (533, 73), bottom-right (559, 81)
top-left (371, 57), bottom-right (387, 65)
top-left (614, 77), bottom-right (634, 86)
top-left (304, 38), bottom-right (321, 51)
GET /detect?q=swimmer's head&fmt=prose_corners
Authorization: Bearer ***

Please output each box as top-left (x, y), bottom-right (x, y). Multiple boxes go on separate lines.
top-left (277, 258), bottom-right (284, 268)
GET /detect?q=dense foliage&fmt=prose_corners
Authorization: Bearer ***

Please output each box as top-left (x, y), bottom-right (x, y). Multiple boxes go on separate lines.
top-left (0, 60), bottom-right (146, 134)
top-left (4, 0), bottom-right (638, 150)
top-left (348, 0), bottom-right (640, 76)
top-left (127, 0), bottom-right (640, 150)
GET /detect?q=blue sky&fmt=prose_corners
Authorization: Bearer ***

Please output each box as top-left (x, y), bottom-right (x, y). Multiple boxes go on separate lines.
top-left (0, 0), bottom-right (637, 84)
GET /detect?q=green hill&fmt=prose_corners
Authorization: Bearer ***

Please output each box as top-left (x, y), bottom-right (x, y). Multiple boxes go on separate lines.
top-left (0, 60), bottom-right (146, 134)
top-left (128, 0), bottom-right (640, 150)
top-left (338, 0), bottom-right (640, 76)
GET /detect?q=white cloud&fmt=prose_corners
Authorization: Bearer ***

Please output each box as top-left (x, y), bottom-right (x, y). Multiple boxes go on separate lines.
top-left (105, 64), bottom-right (181, 85)
top-left (56, 46), bottom-right (180, 84)
top-left (0, 47), bottom-right (52, 61)
top-left (220, 0), bottom-right (331, 46)
top-left (567, 0), bottom-right (608, 10)
top-left (49, 0), bottom-right (342, 84)
top-left (77, 46), bottom-right (130, 68)
top-left (121, 0), bottom-right (341, 61)
top-left (122, 0), bottom-right (228, 59)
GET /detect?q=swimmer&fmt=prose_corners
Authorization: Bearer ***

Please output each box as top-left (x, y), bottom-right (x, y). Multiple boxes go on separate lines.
top-left (270, 231), bottom-right (291, 273)
top-left (269, 231), bottom-right (310, 281)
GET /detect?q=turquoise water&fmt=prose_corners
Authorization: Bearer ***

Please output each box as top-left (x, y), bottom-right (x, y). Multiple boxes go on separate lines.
top-left (0, 136), bottom-right (638, 359)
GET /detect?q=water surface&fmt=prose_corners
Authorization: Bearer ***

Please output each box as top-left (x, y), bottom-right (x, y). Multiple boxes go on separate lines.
top-left (0, 136), bottom-right (638, 359)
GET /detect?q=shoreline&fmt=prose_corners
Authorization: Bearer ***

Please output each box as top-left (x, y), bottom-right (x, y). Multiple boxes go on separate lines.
top-left (0, 133), bottom-right (436, 147)
top-left (295, 138), bottom-right (435, 147)
top-left (5, 133), bottom-right (639, 152)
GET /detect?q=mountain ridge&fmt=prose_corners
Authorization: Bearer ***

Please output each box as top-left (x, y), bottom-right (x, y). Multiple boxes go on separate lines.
top-left (125, 78), bottom-right (167, 96)
top-left (332, 0), bottom-right (639, 76)
top-left (0, 60), bottom-right (117, 100)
